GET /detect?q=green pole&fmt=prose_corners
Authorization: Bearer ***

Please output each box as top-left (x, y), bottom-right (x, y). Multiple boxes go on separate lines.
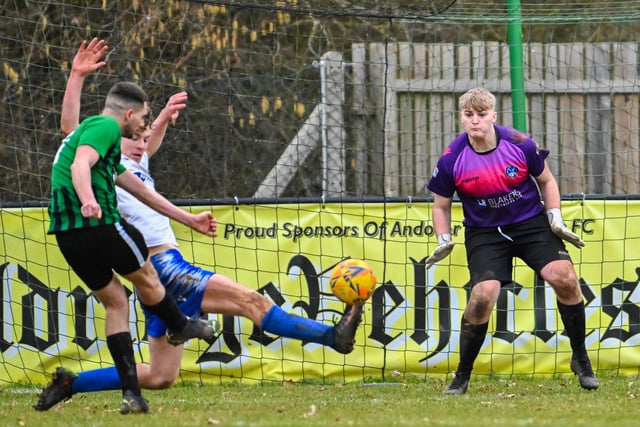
top-left (507, 0), bottom-right (527, 132)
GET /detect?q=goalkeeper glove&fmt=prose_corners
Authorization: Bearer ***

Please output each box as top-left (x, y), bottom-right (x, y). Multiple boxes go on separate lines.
top-left (546, 208), bottom-right (585, 249)
top-left (425, 233), bottom-right (456, 269)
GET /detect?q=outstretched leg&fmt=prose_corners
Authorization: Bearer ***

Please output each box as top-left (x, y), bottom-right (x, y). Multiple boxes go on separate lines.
top-left (201, 273), bottom-right (363, 353)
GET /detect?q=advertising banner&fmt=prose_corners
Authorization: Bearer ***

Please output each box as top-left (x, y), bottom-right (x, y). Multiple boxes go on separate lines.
top-left (1, 200), bottom-right (639, 385)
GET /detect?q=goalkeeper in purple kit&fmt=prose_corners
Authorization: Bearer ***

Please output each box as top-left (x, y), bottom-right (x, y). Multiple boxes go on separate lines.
top-left (426, 87), bottom-right (598, 394)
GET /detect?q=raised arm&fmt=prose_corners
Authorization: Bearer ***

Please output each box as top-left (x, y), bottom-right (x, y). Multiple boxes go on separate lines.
top-left (145, 91), bottom-right (188, 158)
top-left (60, 38), bottom-right (108, 135)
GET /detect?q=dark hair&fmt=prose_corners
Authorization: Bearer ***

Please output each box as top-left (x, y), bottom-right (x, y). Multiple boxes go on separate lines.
top-left (104, 82), bottom-right (148, 113)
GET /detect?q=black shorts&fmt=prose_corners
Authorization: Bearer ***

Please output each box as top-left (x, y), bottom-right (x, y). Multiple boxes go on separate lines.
top-left (55, 220), bottom-right (148, 291)
top-left (464, 212), bottom-right (572, 286)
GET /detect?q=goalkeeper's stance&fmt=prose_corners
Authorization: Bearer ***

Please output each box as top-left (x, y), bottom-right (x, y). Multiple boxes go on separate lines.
top-left (426, 87), bottom-right (598, 395)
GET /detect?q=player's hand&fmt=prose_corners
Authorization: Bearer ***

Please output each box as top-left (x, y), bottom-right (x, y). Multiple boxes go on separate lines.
top-left (547, 208), bottom-right (585, 248)
top-left (72, 38), bottom-right (108, 77)
top-left (160, 92), bottom-right (188, 123)
top-left (80, 202), bottom-right (102, 219)
top-left (425, 233), bottom-right (456, 269)
top-left (190, 211), bottom-right (217, 237)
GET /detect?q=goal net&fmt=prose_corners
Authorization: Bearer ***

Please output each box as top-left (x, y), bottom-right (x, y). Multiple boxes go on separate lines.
top-left (1, 0), bottom-right (640, 389)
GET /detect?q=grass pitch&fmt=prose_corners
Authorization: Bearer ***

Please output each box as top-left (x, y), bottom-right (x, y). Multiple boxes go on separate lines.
top-left (2, 373), bottom-right (639, 427)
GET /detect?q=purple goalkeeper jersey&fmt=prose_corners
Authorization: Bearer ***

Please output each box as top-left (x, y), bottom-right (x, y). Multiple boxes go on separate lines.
top-left (427, 125), bottom-right (549, 228)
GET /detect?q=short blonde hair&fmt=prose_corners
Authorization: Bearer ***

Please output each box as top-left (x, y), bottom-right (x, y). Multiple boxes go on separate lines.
top-left (459, 88), bottom-right (496, 111)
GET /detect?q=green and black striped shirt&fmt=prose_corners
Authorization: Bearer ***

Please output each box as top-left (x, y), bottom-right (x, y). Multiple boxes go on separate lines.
top-left (48, 115), bottom-right (126, 233)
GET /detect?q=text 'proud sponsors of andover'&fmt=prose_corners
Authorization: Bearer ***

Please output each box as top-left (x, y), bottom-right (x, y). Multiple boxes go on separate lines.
top-left (223, 221), bottom-right (447, 242)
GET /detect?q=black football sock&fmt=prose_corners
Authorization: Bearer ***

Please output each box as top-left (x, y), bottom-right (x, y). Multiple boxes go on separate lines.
top-left (557, 300), bottom-right (587, 359)
top-left (141, 292), bottom-right (187, 331)
top-left (455, 316), bottom-right (489, 377)
top-left (106, 332), bottom-right (141, 396)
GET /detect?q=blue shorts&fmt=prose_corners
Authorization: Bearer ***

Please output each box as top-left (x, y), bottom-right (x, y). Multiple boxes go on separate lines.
top-left (142, 248), bottom-right (215, 338)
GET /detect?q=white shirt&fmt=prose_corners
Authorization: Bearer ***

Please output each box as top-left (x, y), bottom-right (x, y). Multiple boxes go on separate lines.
top-left (117, 152), bottom-right (178, 248)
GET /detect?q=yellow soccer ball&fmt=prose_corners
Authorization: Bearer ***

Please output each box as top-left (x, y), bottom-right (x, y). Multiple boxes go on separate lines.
top-left (329, 259), bottom-right (377, 305)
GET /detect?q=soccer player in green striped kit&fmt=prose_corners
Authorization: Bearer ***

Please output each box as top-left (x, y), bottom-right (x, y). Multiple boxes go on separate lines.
top-left (36, 38), bottom-right (363, 413)
top-left (42, 45), bottom-right (218, 413)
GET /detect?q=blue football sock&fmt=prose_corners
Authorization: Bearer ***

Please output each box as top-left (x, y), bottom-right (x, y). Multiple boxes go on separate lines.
top-left (72, 366), bottom-right (122, 394)
top-left (260, 305), bottom-right (334, 346)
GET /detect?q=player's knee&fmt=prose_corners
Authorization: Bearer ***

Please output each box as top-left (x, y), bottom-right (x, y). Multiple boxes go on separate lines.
top-left (158, 377), bottom-right (177, 389)
top-left (549, 275), bottom-right (581, 300)
top-left (101, 293), bottom-right (129, 315)
top-left (467, 299), bottom-right (493, 320)
top-left (543, 260), bottom-right (577, 282)
top-left (151, 374), bottom-right (178, 389)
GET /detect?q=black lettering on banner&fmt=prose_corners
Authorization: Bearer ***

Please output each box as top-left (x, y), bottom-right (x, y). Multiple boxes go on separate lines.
top-left (68, 285), bottom-right (98, 350)
top-left (571, 218), bottom-right (595, 234)
top-left (410, 257), bottom-right (429, 344)
top-left (16, 264), bottom-right (59, 351)
top-left (493, 282), bottom-right (524, 343)
top-left (409, 257), bottom-right (452, 361)
top-left (369, 281), bottom-right (403, 345)
top-left (532, 274), bottom-right (555, 342)
top-left (287, 255), bottom-right (322, 320)
top-left (3, 254), bottom-right (640, 369)
top-left (419, 280), bottom-right (452, 361)
top-left (601, 268), bottom-right (640, 341)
